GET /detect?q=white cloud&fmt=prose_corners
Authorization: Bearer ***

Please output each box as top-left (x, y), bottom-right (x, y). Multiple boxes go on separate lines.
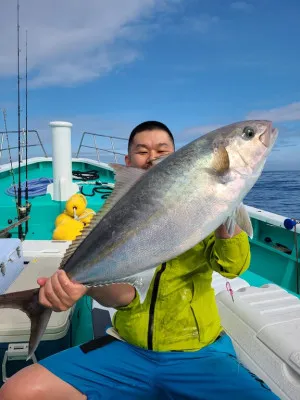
top-left (181, 124), bottom-right (222, 138)
top-left (180, 103), bottom-right (300, 143)
top-left (246, 102), bottom-right (300, 122)
top-left (30, 49), bottom-right (139, 88)
top-left (0, 0), bottom-right (181, 88)
top-left (230, 2), bottom-right (253, 12)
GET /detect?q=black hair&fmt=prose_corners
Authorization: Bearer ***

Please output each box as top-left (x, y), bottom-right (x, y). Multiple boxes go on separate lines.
top-left (128, 121), bottom-right (175, 152)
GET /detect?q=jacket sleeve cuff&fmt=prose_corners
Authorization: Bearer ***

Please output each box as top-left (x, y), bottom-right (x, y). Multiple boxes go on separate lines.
top-left (212, 231), bottom-right (251, 278)
top-left (114, 289), bottom-right (140, 311)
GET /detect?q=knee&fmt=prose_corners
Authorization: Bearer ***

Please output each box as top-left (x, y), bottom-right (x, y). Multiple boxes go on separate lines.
top-left (0, 365), bottom-right (47, 400)
top-left (0, 380), bottom-right (36, 399)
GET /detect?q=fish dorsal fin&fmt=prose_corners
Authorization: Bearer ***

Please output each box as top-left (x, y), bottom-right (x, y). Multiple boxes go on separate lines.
top-left (59, 164), bottom-right (146, 268)
top-left (211, 146), bottom-right (230, 174)
top-left (59, 217), bottom-right (99, 268)
top-left (108, 163), bottom-right (146, 206)
top-left (151, 154), bottom-right (170, 166)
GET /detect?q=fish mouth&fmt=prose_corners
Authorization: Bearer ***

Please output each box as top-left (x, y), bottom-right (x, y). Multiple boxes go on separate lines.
top-left (259, 124), bottom-right (278, 148)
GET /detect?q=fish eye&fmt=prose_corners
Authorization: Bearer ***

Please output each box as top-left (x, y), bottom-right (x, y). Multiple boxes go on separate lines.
top-left (242, 126), bottom-right (255, 140)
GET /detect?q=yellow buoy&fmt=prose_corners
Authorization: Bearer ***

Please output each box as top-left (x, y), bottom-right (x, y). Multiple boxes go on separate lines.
top-left (65, 193), bottom-right (87, 218)
top-left (55, 212), bottom-right (73, 227)
top-left (52, 218), bottom-right (84, 241)
top-left (79, 208), bottom-right (96, 225)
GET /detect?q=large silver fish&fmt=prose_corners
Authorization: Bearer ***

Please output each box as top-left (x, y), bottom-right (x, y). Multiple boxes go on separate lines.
top-left (0, 120), bottom-right (278, 358)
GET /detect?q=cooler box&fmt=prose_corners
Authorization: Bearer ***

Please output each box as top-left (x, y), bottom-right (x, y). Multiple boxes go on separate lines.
top-left (216, 283), bottom-right (300, 400)
top-left (0, 255), bottom-right (73, 383)
top-left (0, 239), bottom-right (25, 294)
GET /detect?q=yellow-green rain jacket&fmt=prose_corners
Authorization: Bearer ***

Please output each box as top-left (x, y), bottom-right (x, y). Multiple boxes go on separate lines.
top-left (113, 231), bottom-right (250, 352)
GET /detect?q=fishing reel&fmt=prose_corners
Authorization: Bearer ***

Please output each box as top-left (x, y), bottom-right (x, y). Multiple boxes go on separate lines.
top-left (284, 218), bottom-right (300, 230)
top-left (18, 206), bottom-right (27, 219)
top-left (17, 202), bottom-right (32, 218)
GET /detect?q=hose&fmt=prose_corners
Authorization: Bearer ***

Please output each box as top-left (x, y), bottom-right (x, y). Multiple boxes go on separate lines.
top-left (5, 177), bottom-right (53, 198)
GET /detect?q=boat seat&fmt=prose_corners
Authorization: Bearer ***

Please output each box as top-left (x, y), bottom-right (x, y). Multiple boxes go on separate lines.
top-left (92, 271), bottom-right (250, 338)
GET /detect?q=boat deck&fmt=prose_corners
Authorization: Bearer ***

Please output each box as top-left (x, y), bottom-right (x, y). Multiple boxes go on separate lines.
top-left (0, 159), bottom-right (115, 239)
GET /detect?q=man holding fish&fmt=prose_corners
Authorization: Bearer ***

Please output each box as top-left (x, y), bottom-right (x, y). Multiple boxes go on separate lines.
top-left (0, 121), bottom-right (279, 399)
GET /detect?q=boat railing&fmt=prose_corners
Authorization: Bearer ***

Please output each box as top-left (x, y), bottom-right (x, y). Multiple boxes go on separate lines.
top-left (76, 131), bottom-right (127, 163)
top-left (0, 129), bottom-right (48, 163)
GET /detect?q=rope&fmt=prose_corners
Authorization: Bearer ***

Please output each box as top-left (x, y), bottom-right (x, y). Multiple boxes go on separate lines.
top-left (79, 185), bottom-right (113, 199)
top-left (5, 177), bottom-right (53, 198)
top-left (72, 170), bottom-right (99, 181)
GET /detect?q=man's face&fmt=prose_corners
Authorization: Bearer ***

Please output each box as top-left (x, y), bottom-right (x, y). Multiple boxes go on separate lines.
top-left (125, 129), bottom-right (175, 169)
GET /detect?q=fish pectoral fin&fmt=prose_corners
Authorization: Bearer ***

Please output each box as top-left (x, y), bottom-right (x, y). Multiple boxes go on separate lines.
top-left (224, 216), bottom-right (236, 237)
top-left (0, 288), bottom-right (52, 360)
top-left (203, 146), bottom-right (231, 182)
top-left (225, 203), bottom-right (253, 238)
top-left (235, 203), bottom-right (253, 238)
top-left (211, 146), bottom-right (230, 175)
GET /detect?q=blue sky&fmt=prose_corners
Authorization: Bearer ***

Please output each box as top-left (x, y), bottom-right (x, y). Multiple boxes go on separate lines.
top-left (1, 0), bottom-right (300, 170)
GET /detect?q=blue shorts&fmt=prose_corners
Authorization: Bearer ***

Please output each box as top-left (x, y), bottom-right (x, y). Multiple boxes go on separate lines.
top-left (39, 333), bottom-right (278, 400)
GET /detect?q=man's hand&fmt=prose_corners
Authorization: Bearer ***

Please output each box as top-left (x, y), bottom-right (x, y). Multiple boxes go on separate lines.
top-left (215, 223), bottom-right (241, 239)
top-left (38, 270), bottom-right (88, 312)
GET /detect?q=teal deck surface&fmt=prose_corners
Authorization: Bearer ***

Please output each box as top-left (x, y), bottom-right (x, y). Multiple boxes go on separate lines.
top-left (0, 160), bottom-right (115, 240)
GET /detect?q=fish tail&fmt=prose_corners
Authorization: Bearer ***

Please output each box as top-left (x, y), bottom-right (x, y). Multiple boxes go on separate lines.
top-left (0, 288), bottom-right (52, 360)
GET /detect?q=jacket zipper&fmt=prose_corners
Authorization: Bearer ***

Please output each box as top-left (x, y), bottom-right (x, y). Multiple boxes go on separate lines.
top-left (147, 262), bottom-right (166, 350)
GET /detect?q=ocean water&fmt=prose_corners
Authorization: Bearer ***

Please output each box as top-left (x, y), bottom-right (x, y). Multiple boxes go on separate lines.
top-left (244, 170), bottom-right (300, 220)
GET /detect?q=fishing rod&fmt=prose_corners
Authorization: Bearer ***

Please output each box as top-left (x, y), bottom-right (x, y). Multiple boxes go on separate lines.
top-left (16, 0), bottom-right (24, 240)
top-left (25, 29), bottom-right (31, 234)
top-left (2, 109), bottom-right (18, 209)
top-left (0, 215), bottom-right (30, 238)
